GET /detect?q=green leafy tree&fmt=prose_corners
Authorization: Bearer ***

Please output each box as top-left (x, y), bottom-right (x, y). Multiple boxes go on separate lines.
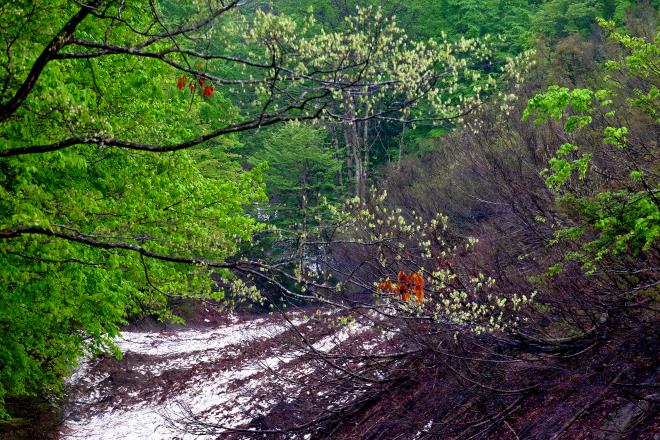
top-left (270, 0), bottom-right (535, 53)
top-left (0, 1), bottom-right (272, 417)
top-left (524, 20), bottom-right (659, 271)
top-left (249, 122), bottom-right (341, 231)
top-left (531, 0), bottom-right (642, 41)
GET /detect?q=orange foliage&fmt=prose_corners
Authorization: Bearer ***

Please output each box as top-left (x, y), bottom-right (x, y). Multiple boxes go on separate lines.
top-left (397, 271), bottom-right (410, 301)
top-left (377, 271), bottom-right (424, 303)
top-left (410, 272), bottom-right (424, 303)
top-left (377, 278), bottom-right (393, 294)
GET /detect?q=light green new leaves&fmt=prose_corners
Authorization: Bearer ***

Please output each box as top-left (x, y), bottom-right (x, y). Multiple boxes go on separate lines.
top-left (524, 23), bottom-right (659, 271)
top-left (0, 1), bottom-right (265, 417)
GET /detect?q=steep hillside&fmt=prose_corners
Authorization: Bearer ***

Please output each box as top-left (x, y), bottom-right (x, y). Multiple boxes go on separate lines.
top-left (55, 309), bottom-right (658, 439)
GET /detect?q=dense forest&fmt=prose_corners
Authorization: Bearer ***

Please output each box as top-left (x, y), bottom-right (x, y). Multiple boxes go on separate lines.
top-left (0, 0), bottom-right (658, 438)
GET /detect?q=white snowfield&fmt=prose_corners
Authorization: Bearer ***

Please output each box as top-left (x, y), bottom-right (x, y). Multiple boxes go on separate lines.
top-left (59, 312), bottom-right (374, 440)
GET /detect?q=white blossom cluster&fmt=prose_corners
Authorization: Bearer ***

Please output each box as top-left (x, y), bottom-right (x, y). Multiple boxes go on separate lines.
top-left (226, 5), bottom-right (524, 126)
top-left (337, 190), bottom-right (536, 336)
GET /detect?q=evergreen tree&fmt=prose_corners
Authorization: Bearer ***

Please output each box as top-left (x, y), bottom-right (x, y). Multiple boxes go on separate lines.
top-left (249, 123), bottom-right (341, 231)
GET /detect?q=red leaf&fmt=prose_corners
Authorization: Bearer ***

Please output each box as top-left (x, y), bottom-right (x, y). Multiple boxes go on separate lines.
top-left (176, 76), bottom-right (187, 90)
top-left (204, 85), bottom-right (214, 97)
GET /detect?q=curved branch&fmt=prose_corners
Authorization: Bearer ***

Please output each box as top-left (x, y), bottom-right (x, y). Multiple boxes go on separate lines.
top-left (0, 94), bottom-right (329, 157)
top-left (0, 225), bottom-right (235, 268)
top-left (0, 0), bottom-right (103, 122)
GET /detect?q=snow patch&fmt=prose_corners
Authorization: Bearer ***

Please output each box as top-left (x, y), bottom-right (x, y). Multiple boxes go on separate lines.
top-left (61, 314), bottom-right (373, 439)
